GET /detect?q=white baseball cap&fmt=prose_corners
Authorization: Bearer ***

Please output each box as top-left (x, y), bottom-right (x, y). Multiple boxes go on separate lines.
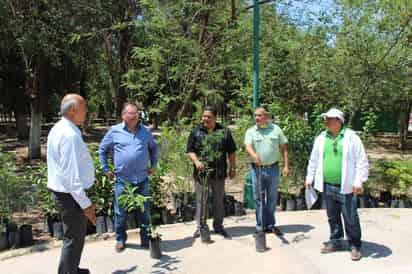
top-left (321, 108), bottom-right (345, 124)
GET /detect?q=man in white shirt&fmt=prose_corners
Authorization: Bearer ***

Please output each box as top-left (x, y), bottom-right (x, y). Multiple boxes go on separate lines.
top-left (305, 108), bottom-right (368, 261)
top-left (47, 94), bottom-right (96, 274)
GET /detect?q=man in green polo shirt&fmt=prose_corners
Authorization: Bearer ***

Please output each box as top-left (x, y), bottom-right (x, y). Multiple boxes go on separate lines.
top-left (244, 107), bottom-right (289, 236)
top-left (305, 108), bottom-right (369, 261)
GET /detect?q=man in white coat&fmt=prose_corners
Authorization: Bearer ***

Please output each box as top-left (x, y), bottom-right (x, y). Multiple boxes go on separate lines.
top-left (305, 108), bottom-right (368, 261)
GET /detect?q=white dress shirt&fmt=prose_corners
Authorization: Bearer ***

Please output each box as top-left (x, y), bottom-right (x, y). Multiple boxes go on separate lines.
top-left (305, 128), bottom-right (369, 194)
top-left (47, 117), bottom-right (95, 209)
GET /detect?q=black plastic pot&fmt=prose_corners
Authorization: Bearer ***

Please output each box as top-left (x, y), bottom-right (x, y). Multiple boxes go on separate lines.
top-left (321, 195), bottom-right (327, 209)
top-left (106, 216), bottom-right (114, 233)
top-left (280, 197), bottom-right (287, 211)
top-left (7, 223), bottom-right (19, 248)
top-left (44, 216), bottom-right (54, 236)
top-left (286, 199), bottom-right (296, 211)
top-left (277, 193), bottom-right (282, 206)
top-left (0, 232), bottom-right (8, 251)
top-left (234, 201), bottom-right (245, 216)
top-left (224, 195), bottom-right (235, 217)
top-left (380, 191), bottom-right (392, 205)
top-left (295, 197), bottom-right (306, 211)
top-left (369, 197), bottom-right (379, 208)
top-left (398, 199), bottom-right (407, 208)
top-left (357, 195), bottom-right (370, 208)
top-left (96, 216), bottom-right (107, 234)
top-left (53, 222), bottom-right (64, 240)
top-left (200, 226), bottom-right (212, 243)
top-left (127, 212), bottom-right (137, 229)
top-left (149, 237), bottom-right (162, 259)
top-left (254, 231), bottom-right (267, 253)
top-left (183, 205), bottom-right (194, 222)
top-left (19, 224), bottom-right (33, 247)
top-left (161, 208), bottom-right (174, 224)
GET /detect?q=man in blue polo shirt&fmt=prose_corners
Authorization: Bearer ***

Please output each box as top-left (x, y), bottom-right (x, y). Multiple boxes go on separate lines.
top-left (99, 102), bottom-right (158, 252)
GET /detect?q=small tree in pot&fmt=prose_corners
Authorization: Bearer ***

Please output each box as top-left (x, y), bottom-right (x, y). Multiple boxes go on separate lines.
top-left (118, 183), bottom-right (162, 258)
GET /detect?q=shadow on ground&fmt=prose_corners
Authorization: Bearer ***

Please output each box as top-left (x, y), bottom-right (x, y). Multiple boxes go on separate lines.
top-left (362, 241), bottom-right (392, 258)
top-left (277, 224), bottom-right (315, 234)
top-left (112, 265), bottom-right (137, 274)
top-left (161, 236), bottom-right (195, 252)
top-left (151, 254), bottom-right (181, 274)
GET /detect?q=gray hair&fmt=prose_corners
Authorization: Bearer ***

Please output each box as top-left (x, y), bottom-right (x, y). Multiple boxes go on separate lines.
top-left (60, 98), bottom-right (79, 116)
top-left (122, 102), bottom-right (138, 114)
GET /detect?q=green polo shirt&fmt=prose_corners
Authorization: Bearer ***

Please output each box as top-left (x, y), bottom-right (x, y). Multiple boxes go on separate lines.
top-left (244, 123), bottom-right (288, 165)
top-left (323, 128), bottom-right (346, 184)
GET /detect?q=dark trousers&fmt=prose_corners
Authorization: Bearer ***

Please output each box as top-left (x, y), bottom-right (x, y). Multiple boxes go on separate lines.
top-left (324, 183), bottom-right (362, 249)
top-left (51, 191), bottom-right (88, 274)
top-left (195, 176), bottom-right (225, 231)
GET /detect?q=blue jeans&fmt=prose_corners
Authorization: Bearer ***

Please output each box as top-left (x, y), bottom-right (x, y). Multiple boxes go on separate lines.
top-left (251, 164), bottom-right (279, 231)
top-left (324, 183), bottom-right (362, 249)
top-left (114, 178), bottom-right (150, 245)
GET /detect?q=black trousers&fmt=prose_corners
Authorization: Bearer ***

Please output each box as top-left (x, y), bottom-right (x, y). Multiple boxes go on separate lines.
top-left (51, 191), bottom-right (88, 274)
top-left (194, 176), bottom-right (225, 231)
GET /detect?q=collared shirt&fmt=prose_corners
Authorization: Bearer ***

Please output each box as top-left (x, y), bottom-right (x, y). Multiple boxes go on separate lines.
top-left (47, 117), bottom-right (95, 209)
top-left (186, 123), bottom-right (237, 179)
top-left (305, 128), bottom-right (369, 194)
top-left (98, 122), bottom-right (158, 184)
top-left (323, 128), bottom-right (346, 184)
top-left (244, 123), bottom-right (288, 165)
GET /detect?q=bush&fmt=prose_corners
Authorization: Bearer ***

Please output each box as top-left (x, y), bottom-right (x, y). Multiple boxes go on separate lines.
top-left (374, 159), bottom-right (412, 198)
top-left (0, 150), bottom-right (31, 222)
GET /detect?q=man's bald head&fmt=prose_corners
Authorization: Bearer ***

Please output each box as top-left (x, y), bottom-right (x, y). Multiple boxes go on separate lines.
top-left (60, 94), bottom-right (87, 125)
top-left (255, 107), bottom-right (271, 118)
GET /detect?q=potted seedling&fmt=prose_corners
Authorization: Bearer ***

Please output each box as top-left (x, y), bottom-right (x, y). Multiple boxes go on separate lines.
top-left (253, 166), bottom-right (267, 252)
top-left (197, 129), bottom-right (226, 244)
top-left (118, 183), bottom-right (148, 229)
top-left (118, 183), bottom-right (163, 259)
top-left (0, 209), bottom-right (9, 251)
top-left (148, 217), bottom-right (162, 259)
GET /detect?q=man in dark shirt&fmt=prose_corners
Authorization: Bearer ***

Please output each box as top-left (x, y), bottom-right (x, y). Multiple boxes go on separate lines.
top-left (186, 106), bottom-right (237, 239)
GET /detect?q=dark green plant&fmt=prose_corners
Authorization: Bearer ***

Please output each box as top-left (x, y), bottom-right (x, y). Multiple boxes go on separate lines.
top-left (149, 160), bottom-right (170, 208)
top-left (29, 163), bottom-right (60, 220)
top-left (118, 183), bottom-right (149, 213)
top-left (374, 159), bottom-right (412, 198)
top-left (87, 149), bottom-right (115, 217)
top-left (1, 150), bottom-right (34, 222)
top-left (118, 183), bottom-right (161, 238)
top-left (157, 122), bottom-right (194, 197)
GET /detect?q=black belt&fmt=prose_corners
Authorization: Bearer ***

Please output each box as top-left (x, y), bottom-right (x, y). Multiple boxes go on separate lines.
top-left (251, 162), bottom-right (278, 168)
top-left (325, 182), bottom-right (341, 187)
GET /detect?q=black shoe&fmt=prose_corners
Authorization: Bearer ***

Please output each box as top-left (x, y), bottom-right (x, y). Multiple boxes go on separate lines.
top-left (78, 268), bottom-right (90, 274)
top-left (214, 229), bottom-right (231, 239)
top-left (193, 229), bottom-right (200, 238)
top-left (266, 227), bottom-right (283, 236)
top-left (115, 242), bottom-right (125, 252)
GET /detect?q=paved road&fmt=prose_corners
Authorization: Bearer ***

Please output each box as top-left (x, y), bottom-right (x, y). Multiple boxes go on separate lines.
top-left (1, 208), bottom-right (411, 274)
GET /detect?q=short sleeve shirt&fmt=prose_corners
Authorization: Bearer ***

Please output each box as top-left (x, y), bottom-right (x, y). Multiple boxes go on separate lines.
top-left (244, 123), bottom-right (287, 165)
top-left (186, 123), bottom-right (236, 178)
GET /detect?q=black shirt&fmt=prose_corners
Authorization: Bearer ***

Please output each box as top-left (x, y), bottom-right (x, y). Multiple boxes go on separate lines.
top-left (186, 123), bottom-right (237, 179)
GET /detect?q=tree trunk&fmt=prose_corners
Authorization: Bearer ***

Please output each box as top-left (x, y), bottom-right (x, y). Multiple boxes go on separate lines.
top-left (27, 58), bottom-right (47, 159)
top-left (399, 101), bottom-right (412, 150)
top-left (28, 98), bottom-right (42, 159)
top-left (116, 26), bottom-right (131, 120)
